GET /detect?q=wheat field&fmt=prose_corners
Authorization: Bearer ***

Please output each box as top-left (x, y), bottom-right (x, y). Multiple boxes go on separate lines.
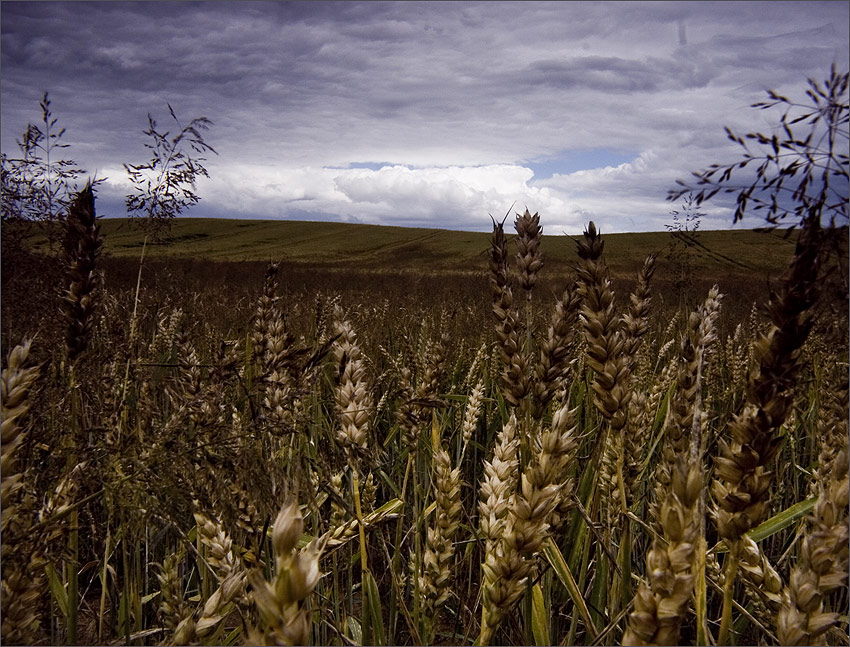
top-left (1, 194), bottom-right (848, 646)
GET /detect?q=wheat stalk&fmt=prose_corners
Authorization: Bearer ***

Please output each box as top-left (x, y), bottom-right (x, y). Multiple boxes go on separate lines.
top-left (478, 405), bottom-right (578, 645)
top-left (489, 216), bottom-right (531, 408)
top-left (247, 503), bottom-right (327, 646)
top-left (712, 219), bottom-right (822, 644)
top-left (776, 377), bottom-right (849, 645)
top-left (61, 183), bottom-right (103, 362)
top-left (1, 340), bottom-right (44, 646)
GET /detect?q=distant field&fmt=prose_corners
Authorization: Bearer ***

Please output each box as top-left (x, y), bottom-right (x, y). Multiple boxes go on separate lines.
top-left (29, 216), bottom-right (798, 280)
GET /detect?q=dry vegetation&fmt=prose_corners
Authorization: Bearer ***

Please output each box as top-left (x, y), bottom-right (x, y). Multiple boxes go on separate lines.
top-left (1, 181), bottom-right (848, 646)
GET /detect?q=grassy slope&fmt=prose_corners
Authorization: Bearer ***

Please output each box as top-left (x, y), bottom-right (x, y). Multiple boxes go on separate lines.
top-left (60, 217), bottom-right (798, 280)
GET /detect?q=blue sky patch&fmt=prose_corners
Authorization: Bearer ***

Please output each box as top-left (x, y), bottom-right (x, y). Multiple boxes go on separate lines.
top-left (525, 149), bottom-right (637, 179)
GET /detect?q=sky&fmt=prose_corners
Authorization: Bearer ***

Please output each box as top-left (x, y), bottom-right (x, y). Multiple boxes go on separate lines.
top-left (1, 1), bottom-right (848, 234)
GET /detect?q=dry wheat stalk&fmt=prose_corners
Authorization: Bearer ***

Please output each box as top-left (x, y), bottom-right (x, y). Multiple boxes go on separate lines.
top-left (478, 414), bottom-right (520, 553)
top-left (490, 217), bottom-right (531, 408)
top-left (624, 289), bottom-right (722, 646)
top-left (318, 501), bottom-right (402, 555)
top-left (171, 570), bottom-right (246, 645)
top-left (776, 379), bottom-right (849, 646)
top-left (652, 289), bottom-right (720, 526)
top-left (61, 183), bottom-right (103, 361)
top-left (361, 471), bottom-right (377, 514)
top-left (460, 378), bottom-right (486, 462)
top-left (1, 340), bottom-right (44, 646)
top-left (157, 546), bottom-right (190, 634)
top-left (712, 225), bottom-right (821, 541)
top-left (332, 305), bottom-right (373, 457)
top-left (416, 329), bottom-right (451, 403)
top-left (479, 406), bottom-right (578, 645)
top-left (575, 221), bottom-right (632, 431)
top-left (712, 218), bottom-right (822, 643)
top-left (623, 453), bottom-right (703, 646)
top-left (462, 342), bottom-right (488, 392)
top-left (194, 509), bottom-right (245, 583)
top-left (514, 209), bottom-right (543, 300)
top-left (1, 341), bottom-right (39, 515)
top-left (329, 471), bottom-right (347, 528)
top-left (420, 446), bottom-right (463, 634)
top-left (533, 278), bottom-right (581, 416)
top-left (247, 503), bottom-right (326, 646)
top-left (251, 262), bottom-right (280, 366)
top-left (621, 254), bottom-right (657, 366)
top-left (737, 535), bottom-right (783, 619)
top-left (575, 221), bottom-right (636, 529)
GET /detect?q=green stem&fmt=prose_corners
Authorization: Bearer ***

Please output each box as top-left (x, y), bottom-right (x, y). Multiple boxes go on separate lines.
top-left (351, 464), bottom-right (371, 646)
top-left (98, 516), bottom-right (112, 643)
top-left (718, 545), bottom-right (739, 646)
top-left (389, 454), bottom-right (414, 641)
top-left (68, 508), bottom-right (79, 645)
top-left (695, 536), bottom-right (709, 646)
top-left (66, 365), bottom-right (79, 645)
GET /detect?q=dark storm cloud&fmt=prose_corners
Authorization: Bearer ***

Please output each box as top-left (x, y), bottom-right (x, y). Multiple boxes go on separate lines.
top-left (1, 1), bottom-right (847, 232)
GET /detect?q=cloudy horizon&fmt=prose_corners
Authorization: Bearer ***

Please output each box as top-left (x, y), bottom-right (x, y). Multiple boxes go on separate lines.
top-left (2, 1), bottom-right (848, 234)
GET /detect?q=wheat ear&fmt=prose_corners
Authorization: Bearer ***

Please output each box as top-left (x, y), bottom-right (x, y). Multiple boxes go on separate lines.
top-left (776, 378), bottom-right (849, 646)
top-left (490, 216), bottom-right (531, 408)
top-left (61, 183), bottom-right (103, 361)
top-left (1, 340), bottom-right (43, 646)
top-left (478, 406), bottom-right (578, 645)
top-left (248, 503), bottom-right (327, 646)
top-left (712, 218), bottom-right (822, 644)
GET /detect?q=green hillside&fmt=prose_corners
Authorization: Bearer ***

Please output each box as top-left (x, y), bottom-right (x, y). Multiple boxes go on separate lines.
top-left (29, 217), bottom-right (799, 279)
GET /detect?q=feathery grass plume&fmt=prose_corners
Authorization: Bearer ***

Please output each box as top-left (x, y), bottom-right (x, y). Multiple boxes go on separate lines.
top-left (489, 216), bottom-right (531, 408)
top-left (420, 445), bottom-right (462, 641)
top-left (1, 340), bottom-right (43, 646)
top-left (61, 183), bottom-right (103, 361)
top-left (514, 209), bottom-right (543, 300)
top-left (248, 503), bottom-right (326, 646)
top-left (478, 405), bottom-right (578, 645)
top-left (623, 453), bottom-right (703, 646)
top-left (776, 379), bottom-right (849, 646)
top-left (533, 278), bottom-right (581, 416)
top-left (712, 218), bottom-right (823, 643)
